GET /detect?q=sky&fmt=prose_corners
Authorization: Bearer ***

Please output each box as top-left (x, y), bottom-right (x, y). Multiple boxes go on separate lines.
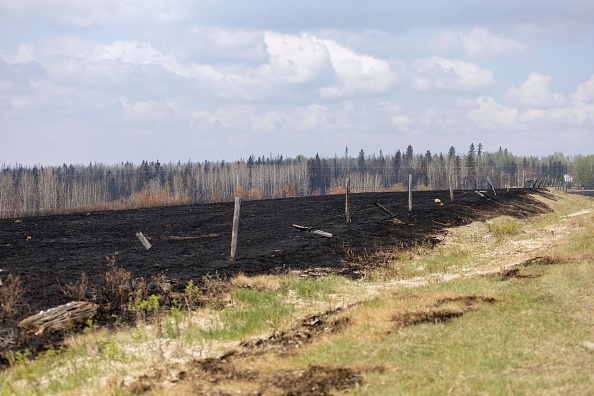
top-left (1, 0), bottom-right (593, 167)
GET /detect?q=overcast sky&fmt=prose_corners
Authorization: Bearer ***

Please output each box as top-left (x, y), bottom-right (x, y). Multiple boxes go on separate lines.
top-left (1, 1), bottom-right (593, 166)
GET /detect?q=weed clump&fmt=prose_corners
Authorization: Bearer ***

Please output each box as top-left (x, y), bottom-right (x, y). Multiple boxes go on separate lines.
top-left (486, 217), bottom-right (521, 240)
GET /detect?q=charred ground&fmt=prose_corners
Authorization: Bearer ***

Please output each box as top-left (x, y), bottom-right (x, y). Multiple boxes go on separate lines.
top-left (0, 189), bottom-right (554, 319)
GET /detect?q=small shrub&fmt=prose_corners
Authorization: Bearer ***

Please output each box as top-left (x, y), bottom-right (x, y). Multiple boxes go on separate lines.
top-left (128, 276), bottom-right (150, 321)
top-left (59, 272), bottom-right (89, 301)
top-left (0, 274), bottom-right (29, 324)
top-left (97, 255), bottom-right (132, 314)
top-left (201, 273), bottom-right (232, 309)
top-left (134, 294), bottom-right (162, 335)
top-left (184, 279), bottom-right (202, 310)
top-left (137, 294), bottom-right (160, 312)
top-left (152, 273), bottom-right (172, 305)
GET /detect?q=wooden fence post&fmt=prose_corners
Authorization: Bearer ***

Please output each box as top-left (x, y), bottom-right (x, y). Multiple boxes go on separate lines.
top-left (230, 197), bottom-right (242, 261)
top-left (448, 173), bottom-right (454, 203)
top-left (345, 177), bottom-right (351, 225)
top-left (408, 174), bottom-right (413, 212)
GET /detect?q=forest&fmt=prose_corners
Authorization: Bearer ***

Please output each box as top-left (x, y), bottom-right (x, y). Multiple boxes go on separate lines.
top-left (1, 143), bottom-right (592, 219)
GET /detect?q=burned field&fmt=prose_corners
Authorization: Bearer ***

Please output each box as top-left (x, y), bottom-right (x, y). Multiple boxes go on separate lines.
top-left (0, 189), bottom-right (553, 319)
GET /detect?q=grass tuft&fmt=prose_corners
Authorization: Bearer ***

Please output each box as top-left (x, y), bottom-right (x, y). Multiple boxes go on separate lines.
top-left (486, 216), bottom-right (522, 240)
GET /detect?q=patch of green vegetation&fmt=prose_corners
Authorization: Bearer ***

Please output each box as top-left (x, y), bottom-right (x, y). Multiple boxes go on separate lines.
top-left (1, 341), bottom-right (106, 395)
top-left (294, 250), bottom-right (594, 395)
top-left (417, 246), bottom-right (471, 273)
top-left (288, 275), bottom-right (342, 300)
top-left (202, 288), bottom-right (295, 340)
top-left (487, 216), bottom-right (522, 240)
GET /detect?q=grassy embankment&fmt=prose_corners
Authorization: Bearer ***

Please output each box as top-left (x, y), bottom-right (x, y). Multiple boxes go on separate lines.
top-left (1, 190), bottom-right (593, 395)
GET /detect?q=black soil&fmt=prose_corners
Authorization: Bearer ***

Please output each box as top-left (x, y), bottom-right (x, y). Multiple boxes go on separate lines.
top-left (1, 189), bottom-right (554, 318)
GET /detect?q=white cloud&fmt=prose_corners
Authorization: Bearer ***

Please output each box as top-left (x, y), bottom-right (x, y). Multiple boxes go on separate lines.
top-left (260, 32), bottom-right (331, 84)
top-left (460, 27), bottom-right (528, 58)
top-left (295, 103), bottom-right (334, 130)
top-left (258, 32), bottom-right (397, 99)
top-left (314, 37), bottom-right (397, 98)
top-left (412, 57), bottom-right (495, 92)
top-left (0, 44), bottom-right (37, 64)
top-left (467, 96), bottom-right (519, 128)
top-left (519, 101), bottom-right (594, 127)
top-left (183, 27), bottom-right (266, 63)
top-left (421, 106), bottom-right (455, 128)
top-left (571, 75), bottom-right (594, 101)
top-left (506, 72), bottom-right (566, 107)
top-left (4, 31), bottom-right (396, 105)
top-left (390, 114), bottom-right (413, 131)
top-left (429, 27), bottom-right (528, 58)
top-left (2, 1), bottom-right (594, 164)
top-left (249, 111), bottom-right (284, 134)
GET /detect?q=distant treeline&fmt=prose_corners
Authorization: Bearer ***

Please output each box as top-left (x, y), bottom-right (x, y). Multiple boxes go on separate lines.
top-left (1, 144), bottom-right (593, 218)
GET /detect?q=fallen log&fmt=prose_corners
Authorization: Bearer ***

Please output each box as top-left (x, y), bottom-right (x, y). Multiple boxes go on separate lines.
top-left (291, 224), bottom-right (333, 238)
top-left (18, 301), bottom-right (99, 335)
top-left (374, 202), bottom-right (395, 216)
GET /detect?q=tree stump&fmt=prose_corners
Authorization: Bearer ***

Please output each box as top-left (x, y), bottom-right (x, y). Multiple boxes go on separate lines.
top-left (18, 301), bottom-right (99, 335)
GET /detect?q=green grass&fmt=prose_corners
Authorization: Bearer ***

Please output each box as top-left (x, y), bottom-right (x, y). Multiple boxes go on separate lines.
top-left (292, 229), bottom-right (594, 395)
top-left (202, 277), bottom-right (346, 341)
top-left (201, 288), bottom-right (295, 340)
top-left (287, 275), bottom-right (342, 300)
top-left (486, 216), bottom-right (522, 240)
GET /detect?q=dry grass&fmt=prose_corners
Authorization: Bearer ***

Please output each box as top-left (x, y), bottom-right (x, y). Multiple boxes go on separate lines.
top-left (0, 274), bottom-right (29, 324)
top-left (229, 273), bottom-right (284, 292)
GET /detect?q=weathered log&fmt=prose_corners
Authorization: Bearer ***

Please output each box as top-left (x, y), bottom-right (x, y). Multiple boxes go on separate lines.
top-left (292, 224), bottom-right (332, 238)
top-left (18, 301), bottom-right (99, 335)
top-left (311, 230), bottom-right (333, 238)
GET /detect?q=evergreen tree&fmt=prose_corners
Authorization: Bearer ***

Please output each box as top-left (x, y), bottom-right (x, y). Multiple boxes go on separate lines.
top-left (405, 145), bottom-right (414, 163)
top-left (392, 150), bottom-right (402, 185)
top-left (357, 149), bottom-right (366, 172)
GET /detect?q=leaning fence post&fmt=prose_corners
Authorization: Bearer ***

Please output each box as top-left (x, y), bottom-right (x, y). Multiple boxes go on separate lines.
top-left (135, 232), bottom-right (152, 250)
top-left (486, 176), bottom-right (496, 195)
top-left (230, 197), bottom-right (242, 261)
top-left (345, 177), bottom-right (351, 225)
top-left (408, 174), bottom-right (413, 212)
